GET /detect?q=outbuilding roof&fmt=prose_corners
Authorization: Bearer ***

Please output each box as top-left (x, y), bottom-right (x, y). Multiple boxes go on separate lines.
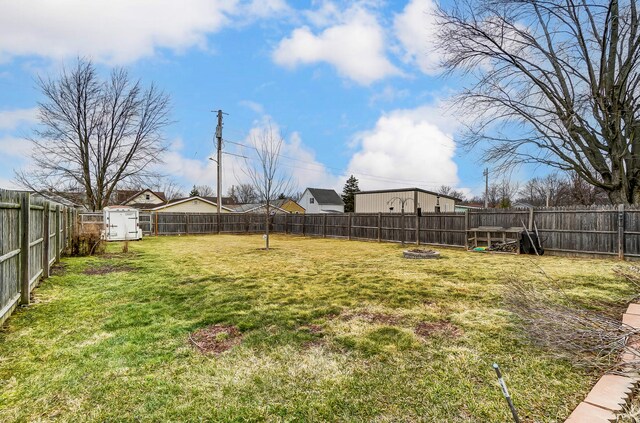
top-left (306, 188), bottom-right (344, 205)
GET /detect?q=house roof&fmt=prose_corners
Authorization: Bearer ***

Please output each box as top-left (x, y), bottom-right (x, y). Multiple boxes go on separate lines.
top-left (148, 195), bottom-right (234, 211)
top-left (229, 202), bottom-right (288, 213)
top-left (354, 187), bottom-right (461, 202)
top-left (116, 189), bottom-right (166, 205)
top-left (306, 188), bottom-right (344, 205)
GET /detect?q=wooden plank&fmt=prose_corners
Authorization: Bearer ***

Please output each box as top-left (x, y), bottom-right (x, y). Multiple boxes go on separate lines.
top-left (20, 192), bottom-right (30, 305)
top-left (42, 202), bottom-right (50, 278)
top-left (619, 204), bottom-right (625, 260)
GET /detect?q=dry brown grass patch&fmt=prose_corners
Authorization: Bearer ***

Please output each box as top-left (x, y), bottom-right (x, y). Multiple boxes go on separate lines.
top-left (414, 321), bottom-right (463, 339)
top-left (83, 264), bottom-right (136, 275)
top-left (189, 324), bottom-right (242, 355)
top-left (340, 312), bottom-right (403, 325)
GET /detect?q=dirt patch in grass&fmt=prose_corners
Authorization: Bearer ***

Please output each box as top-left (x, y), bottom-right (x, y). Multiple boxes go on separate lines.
top-left (189, 324), bottom-right (242, 355)
top-left (83, 264), bottom-right (136, 275)
top-left (414, 321), bottom-right (463, 339)
top-left (300, 324), bottom-right (324, 334)
top-left (50, 263), bottom-right (66, 276)
top-left (341, 312), bottom-right (403, 326)
top-left (101, 252), bottom-right (140, 259)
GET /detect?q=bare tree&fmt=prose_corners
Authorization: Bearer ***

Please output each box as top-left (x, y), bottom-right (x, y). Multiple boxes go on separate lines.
top-left (189, 184), bottom-right (215, 197)
top-left (518, 173), bottom-right (571, 207)
top-left (16, 58), bottom-right (171, 210)
top-left (153, 179), bottom-right (184, 201)
top-left (486, 179), bottom-right (519, 208)
top-left (437, 185), bottom-right (466, 201)
top-left (242, 125), bottom-right (293, 250)
top-left (227, 184), bottom-right (259, 204)
top-left (437, 0), bottom-right (640, 205)
top-left (566, 171), bottom-right (610, 205)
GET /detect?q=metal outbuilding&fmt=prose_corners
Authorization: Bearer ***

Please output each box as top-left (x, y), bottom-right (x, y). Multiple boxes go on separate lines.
top-left (354, 188), bottom-right (459, 214)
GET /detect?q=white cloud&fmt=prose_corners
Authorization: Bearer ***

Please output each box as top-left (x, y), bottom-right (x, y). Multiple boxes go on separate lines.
top-left (0, 0), bottom-right (287, 64)
top-left (0, 136), bottom-right (33, 158)
top-left (345, 105), bottom-right (460, 191)
top-left (242, 0), bottom-right (291, 19)
top-left (0, 107), bottom-right (38, 130)
top-left (273, 5), bottom-right (400, 85)
top-left (393, 0), bottom-right (441, 75)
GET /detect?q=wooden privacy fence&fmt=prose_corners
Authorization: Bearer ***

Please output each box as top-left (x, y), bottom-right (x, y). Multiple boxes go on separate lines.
top-left (78, 205), bottom-right (640, 259)
top-left (1, 189), bottom-right (76, 325)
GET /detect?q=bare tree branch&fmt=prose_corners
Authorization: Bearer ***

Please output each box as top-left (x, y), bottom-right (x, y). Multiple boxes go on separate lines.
top-left (436, 0), bottom-right (640, 204)
top-left (15, 58), bottom-right (171, 210)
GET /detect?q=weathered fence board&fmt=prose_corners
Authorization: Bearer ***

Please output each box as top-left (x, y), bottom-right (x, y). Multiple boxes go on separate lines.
top-left (0, 188), bottom-right (75, 326)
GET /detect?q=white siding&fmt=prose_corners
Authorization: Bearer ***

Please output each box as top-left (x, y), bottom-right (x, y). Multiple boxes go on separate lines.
top-left (125, 191), bottom-right (164, 205)
top-left (299, 190), bottom-right (344, 213)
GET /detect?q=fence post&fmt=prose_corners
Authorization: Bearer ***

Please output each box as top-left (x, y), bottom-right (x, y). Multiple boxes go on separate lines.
top-left (323, 213), bottom-right (327, 238)
top-left (618, 204), bottom-right (625, 260)
top-left (185, 214), bottom-right (190, 235)
top-left (464, 209), bottom-right (469, 249)
top-left (348, 213), bottom-right (352, 241)
top-left (154, 212), bottom-right (159, 236)
top-left (42, 202), bottom-right (50, 279)
top-left (55, 205), bottom-right (61, 263)
top-left (528, 207), bottom-right (534, 231)
top-left (416, 214), bottom-right (420, 246)
top-left (302, 214), bottom-right (306, 236)
top-left (284, 213), bottom-right (289, 234)
top-left (377, 212), bottom-right (382, 242)
top-left (20, 192), bottom-right (30, 305)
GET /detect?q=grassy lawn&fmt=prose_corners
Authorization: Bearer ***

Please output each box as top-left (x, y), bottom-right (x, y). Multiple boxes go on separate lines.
top-left (0, 235), bottom-right (635, 422)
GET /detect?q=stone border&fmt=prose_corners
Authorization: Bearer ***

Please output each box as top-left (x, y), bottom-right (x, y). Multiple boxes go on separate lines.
top-left (402, 250), bottom-right (440, 259)
top-left (566, 303), bottom-right (640, 422)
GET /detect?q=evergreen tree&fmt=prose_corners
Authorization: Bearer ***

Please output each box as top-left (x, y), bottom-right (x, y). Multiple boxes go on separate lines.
top-left (189, 185), bottom-right (200, 197)
top-left (342, 175), bottom-right (360, 212)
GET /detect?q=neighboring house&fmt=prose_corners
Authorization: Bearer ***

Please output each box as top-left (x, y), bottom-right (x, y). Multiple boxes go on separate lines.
top-left (273, 198), bottom-right (305, 214)
top-left (115, 189), bottom-right (166, 208)
top-left (354, 188), bottom-right (459, 214)
top-left (147, 196), bottom-right (233, 213)
top-left (299, 188), bottom-right (344, 213)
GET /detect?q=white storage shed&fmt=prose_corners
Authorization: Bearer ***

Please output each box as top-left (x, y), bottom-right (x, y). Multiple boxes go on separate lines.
top-left (103, 206), bottom-right (143, 241)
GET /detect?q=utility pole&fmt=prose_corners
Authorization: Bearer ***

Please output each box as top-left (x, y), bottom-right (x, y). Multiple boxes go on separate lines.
top-left (483, 168), bottom-right (489, 208)
top-left (215, 110), bottom-right (223, 216)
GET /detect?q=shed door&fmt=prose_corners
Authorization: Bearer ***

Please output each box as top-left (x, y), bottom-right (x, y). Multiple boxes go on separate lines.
top-left (108, 211), bottom-right (138, 240)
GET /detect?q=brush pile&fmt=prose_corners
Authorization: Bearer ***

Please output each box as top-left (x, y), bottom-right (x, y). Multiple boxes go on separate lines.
top-left (488, 241), bottom-right (518, 253)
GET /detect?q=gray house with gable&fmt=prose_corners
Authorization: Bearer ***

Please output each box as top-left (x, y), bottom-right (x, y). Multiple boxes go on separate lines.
top-left (299, 188), bottom-right (344, 213)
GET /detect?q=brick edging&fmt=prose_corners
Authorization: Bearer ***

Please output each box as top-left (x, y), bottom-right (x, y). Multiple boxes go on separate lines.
top-left (565, 303), bottom-right (640, 422)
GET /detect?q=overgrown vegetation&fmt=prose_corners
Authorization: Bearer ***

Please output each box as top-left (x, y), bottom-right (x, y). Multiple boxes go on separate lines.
top-left (0, 235), bottom-right (635, 421)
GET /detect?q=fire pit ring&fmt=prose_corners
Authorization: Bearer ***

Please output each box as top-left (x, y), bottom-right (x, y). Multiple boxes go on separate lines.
top-left (403, 249), bottom-right (440, 259)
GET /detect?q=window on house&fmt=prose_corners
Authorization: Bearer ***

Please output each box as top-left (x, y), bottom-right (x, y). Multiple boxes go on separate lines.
top-left (310, 198), bottom-right (315, 204)
top-left (145, 194), bottom-right (150, 200)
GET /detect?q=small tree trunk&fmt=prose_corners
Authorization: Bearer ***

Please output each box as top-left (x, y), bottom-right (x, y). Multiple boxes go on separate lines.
top-left (265, 203), bottom-right (270, 250)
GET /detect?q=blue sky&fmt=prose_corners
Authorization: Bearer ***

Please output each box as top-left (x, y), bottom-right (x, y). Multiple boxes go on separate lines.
top-left (0, 0), bottom-right (524, 197)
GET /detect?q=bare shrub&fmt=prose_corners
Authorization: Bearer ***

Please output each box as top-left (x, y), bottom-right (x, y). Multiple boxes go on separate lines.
top-left (505, 279), bottom-right (639, 371)
top-left (69, 230), bottom-right (105, 256)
